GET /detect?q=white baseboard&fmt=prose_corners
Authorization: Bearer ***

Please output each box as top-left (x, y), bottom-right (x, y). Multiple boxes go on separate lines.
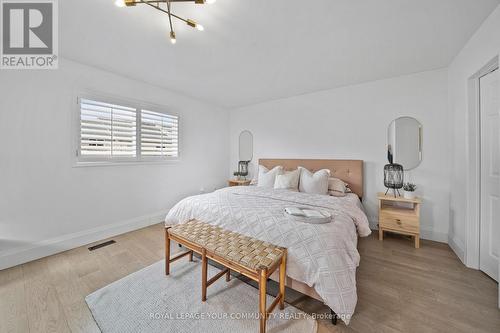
top-left (420, 229), bottom-right (448, 243)
top-left (369, 221), bottom-right (448, 243)
top-left (448, 234), bottom-right (466, 264)
top-left (0, 210), bottom-right (169, 271)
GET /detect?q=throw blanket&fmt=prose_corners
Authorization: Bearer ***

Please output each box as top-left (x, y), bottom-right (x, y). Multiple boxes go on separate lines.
top-left (165, 186), bottom-right (371, 324)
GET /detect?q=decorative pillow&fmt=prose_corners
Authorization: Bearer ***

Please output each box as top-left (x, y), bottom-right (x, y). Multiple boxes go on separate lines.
top-left (298, 167), bottom-right (330, 195)
top-left (257, 165), bottom-right (284, 188)
top-left (274, 169), bottom-right (300, 191)
top-left (328, 177), bottom-right (347, 193)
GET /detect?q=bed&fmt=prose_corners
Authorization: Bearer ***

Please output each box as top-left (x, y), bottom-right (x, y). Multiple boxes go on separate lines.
top-left (165, 159), bottom-right (371, 324)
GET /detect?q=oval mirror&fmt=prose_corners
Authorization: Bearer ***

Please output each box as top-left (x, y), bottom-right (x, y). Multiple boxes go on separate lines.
top-left (388, 117), bottom-right (422, 170)
top-left (239, 130), bottom-right (253, 161)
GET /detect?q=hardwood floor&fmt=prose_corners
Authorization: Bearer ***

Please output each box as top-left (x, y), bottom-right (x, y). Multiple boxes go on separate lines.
top-left (0, 224), bottom-right (498, 332)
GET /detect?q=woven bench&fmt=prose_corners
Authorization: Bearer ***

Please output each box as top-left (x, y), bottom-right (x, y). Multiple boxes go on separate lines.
top-left (165, 220), bottom-right (287, 333)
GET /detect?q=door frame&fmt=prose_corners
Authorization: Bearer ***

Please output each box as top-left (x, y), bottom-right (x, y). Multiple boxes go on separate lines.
top-left (465, 56), bottom-right (499, 269)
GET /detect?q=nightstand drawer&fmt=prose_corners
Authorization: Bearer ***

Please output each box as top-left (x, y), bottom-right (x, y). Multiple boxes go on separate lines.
top-left (379, 214), bottom-right (419, 234)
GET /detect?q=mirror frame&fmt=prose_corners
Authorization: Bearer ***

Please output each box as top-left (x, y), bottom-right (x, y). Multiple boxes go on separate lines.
top-left (239, 130), bottom-right (253, 162)
top-left (387, 116), bottom-right (423, 170)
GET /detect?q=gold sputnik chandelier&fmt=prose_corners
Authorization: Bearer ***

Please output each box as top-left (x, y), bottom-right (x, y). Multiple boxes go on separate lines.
top-left (114, 0), bottom-right (215, 44)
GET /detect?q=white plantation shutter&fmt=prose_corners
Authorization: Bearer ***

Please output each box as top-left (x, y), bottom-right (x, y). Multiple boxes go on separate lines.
top-left (141, 110), bottom-right (179, 157)
top-left (77, 97), bottom-right (179, 163)
top-left (80, 99), bottom-right (137, 158)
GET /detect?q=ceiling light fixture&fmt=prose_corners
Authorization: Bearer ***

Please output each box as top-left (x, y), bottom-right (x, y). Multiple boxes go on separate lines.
top-left (115, 0), bottom-right (214, 44)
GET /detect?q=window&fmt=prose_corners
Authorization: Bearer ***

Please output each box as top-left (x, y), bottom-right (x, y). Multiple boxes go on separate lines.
top-left (77, 97), bottom-right (179, 163)
top-left (80, 99), bottom-right (137, 158)
top-left (141, 110), bottom-right (179, 158)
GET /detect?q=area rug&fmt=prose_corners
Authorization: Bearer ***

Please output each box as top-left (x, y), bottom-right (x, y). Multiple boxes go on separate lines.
top-left (85, 259), bottom-right (318, 333)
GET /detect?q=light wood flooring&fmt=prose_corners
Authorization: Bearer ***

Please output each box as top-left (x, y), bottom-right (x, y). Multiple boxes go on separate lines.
top-left (0, 224), bottom-right (498, 333)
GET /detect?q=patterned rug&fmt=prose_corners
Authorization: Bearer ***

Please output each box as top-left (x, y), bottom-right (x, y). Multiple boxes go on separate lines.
top-left (85, 259), bottom-right (318, 333)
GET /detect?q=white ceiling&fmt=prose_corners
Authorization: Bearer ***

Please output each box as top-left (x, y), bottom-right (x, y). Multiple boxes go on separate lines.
top-left (60, 0), bottom-right (499, 108)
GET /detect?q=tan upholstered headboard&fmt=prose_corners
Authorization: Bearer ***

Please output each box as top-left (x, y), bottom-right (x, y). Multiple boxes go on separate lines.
top-left (259, 159), bottom-right (364, 199)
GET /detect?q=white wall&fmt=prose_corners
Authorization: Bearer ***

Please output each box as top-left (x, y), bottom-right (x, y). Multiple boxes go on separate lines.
top-left (230, 69), bottom-right (450, 242)
top-left (448, 4), bottom-right (500, 264)
top-left (0, 59), bottom-right (229, 269)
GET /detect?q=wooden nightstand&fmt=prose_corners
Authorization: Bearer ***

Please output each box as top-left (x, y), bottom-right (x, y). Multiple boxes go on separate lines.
top-left (228, 179), bottom-right (251, 187)
top-left (377, 192), bottom-right (422, 248)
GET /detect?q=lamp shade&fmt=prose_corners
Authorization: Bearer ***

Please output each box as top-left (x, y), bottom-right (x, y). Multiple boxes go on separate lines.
top-left (384, 164), bottom-right (404, 190)
top-left (238, 161), bottom-right (249, 178)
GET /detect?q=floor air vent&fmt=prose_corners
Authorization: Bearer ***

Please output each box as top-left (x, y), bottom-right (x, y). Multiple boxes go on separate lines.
top-left (88, 240), bottom-right (116, 251)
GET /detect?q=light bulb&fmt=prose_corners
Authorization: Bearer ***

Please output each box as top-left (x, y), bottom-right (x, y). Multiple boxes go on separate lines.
top-left (170, 31), bottom-right (177, 44)
top-left (115, 0), bottom-right (126, 7)
top-left (206, 0), bottom-right (216, 4)
top-left (187, 19), bottom-right (204, 31)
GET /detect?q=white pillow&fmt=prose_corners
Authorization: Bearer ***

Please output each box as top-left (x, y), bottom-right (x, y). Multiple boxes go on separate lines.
top-left (257, 165), bottom-right (284, 188)
top-left (298, 167), bottom-right (330, 195)
top-left (274, 169), bottom-right (300, 191)
top-left (328, 177), bottom-right (347, 193)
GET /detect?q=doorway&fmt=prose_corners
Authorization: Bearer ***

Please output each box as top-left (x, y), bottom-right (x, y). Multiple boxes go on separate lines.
top-left (479, 68), bottom-right (499, 282)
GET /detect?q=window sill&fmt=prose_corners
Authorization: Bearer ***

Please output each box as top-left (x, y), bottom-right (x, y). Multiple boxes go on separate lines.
top-left (73, 159), bottom-right (181, 168)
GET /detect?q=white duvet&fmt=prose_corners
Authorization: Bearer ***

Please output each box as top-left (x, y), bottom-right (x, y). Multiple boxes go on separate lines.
top-left (165, 186), bottom-right (371, 324)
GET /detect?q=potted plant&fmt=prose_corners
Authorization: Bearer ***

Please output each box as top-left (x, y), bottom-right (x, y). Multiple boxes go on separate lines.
top-left (403, 183), bottom-right (417, 199)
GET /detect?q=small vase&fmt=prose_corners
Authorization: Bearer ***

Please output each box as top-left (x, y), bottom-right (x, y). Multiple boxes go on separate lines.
top-left (404, 191), bottom-right (416, 200)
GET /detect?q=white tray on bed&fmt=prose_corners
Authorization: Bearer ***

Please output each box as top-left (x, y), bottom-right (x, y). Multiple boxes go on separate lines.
top-left (284, 207), bottom-right (332, 224)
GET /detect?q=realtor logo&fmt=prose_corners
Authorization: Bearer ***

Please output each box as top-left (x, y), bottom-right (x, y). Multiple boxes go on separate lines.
top-left (1, 0), bottom-right (58, 69)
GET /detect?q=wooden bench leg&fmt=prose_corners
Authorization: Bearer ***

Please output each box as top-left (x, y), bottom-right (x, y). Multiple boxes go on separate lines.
top-left (165, 228), bottom-right (170, 276)
top-left (279, 251), bottom-right (286, 310)
top-left (202, 248), bottom-right (207, 302)
top-left (226, 268), bottom-right (230, 282)
top-left (259, 268), bottom-right (268, 333)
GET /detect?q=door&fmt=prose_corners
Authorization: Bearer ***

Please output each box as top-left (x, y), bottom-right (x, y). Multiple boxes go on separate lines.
top-left (479, 68), bottom-right (500, 282)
